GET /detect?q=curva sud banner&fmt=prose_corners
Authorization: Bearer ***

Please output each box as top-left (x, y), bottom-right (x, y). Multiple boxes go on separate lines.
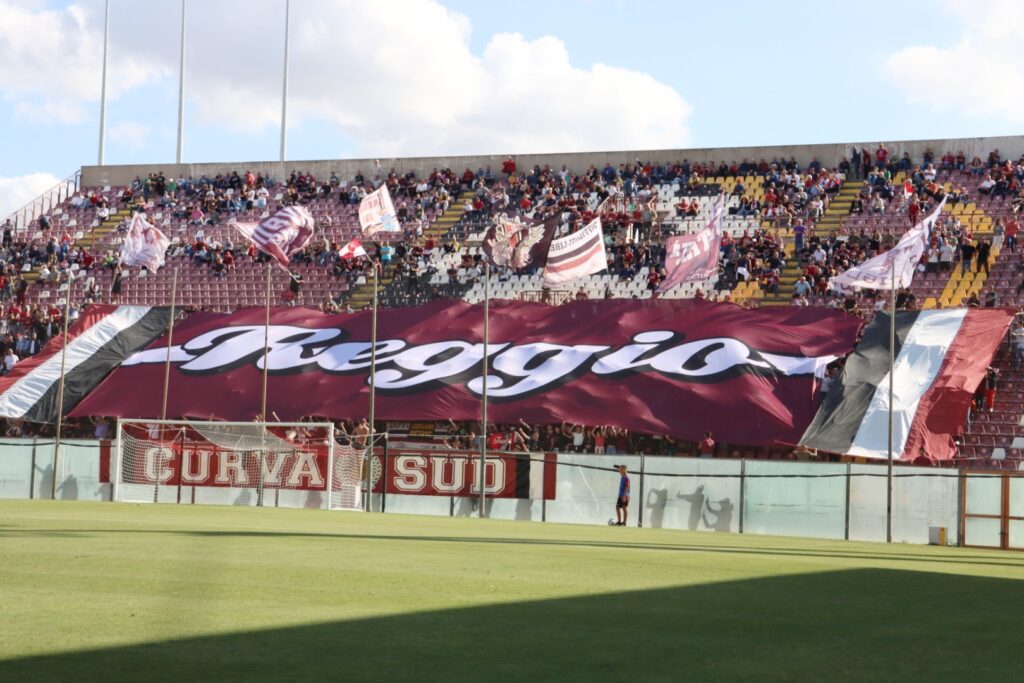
top-left (69, 299), bottom-right (863, 446)
top-left (120, 442), bottom-right (556, 500)
top-left (374, 450), bottom-right (557, 500)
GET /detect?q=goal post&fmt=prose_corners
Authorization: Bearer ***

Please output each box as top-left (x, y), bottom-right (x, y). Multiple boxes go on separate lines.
top-left (113, 419), bottom-right (364, 510)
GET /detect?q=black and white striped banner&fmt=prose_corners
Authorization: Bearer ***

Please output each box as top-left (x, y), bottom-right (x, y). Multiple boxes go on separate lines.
top-left (800, 308), bottom-right (1013, 461)
top-left (0, 305), bottom-right (172, 423)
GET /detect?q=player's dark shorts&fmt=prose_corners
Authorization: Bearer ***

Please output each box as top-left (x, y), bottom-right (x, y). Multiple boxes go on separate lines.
top-left (616, 496), bottom-right (630, 509)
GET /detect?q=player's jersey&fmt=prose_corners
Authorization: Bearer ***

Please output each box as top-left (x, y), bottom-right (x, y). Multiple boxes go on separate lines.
top-left (618, 475), bottom-right (631, 498)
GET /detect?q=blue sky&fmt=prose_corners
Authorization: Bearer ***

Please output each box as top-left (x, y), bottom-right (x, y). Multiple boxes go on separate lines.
top-left (1, 0), bottom-right (1021, 214)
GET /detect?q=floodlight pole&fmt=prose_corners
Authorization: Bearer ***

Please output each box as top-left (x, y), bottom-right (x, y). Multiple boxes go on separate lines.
top-left (279, 0), bottom-right (291, 162)
top-left (97, 0), bottom-right (110, 166)
top-left (50, 294), bottom-right (72, 500)
top-left (175, 0), bottom-right (187, 164)
top-left (479, 261), bottom-right (490, 518)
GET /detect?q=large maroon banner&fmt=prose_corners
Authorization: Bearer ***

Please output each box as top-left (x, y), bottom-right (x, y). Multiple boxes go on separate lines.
top-left (70, 299), bottom-right (862, 446)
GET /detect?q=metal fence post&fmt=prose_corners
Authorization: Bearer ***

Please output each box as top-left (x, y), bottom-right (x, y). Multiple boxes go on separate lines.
top-left (637, 451), bottom-right (646, 528)
top-left (738, 458), bottom-right (746, 534)
top-left (844, 462), bottom-right (852, 541)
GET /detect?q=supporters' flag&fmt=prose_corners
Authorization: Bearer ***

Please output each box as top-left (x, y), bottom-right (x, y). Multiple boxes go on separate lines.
top-left (230, 205), bottom-right (316, 270)
top-left (658, 195), bottom-right (725, 292)
top-left (358, 185), bottom-right (400, 234)
top-left (801, 308), bottom-right (1013, 461)
top-left (339, 238), bottom-right (367, 260)
top-left (120, 214), bottom-right (170, 273)
top-left (543, 218), bottom-right (607, 286)
top-left (0, 305), bottom-right (172, 424)
top-left (830, 198), bottom-right (945, 292)
top-left (482, 213), bottom-right (559, 269)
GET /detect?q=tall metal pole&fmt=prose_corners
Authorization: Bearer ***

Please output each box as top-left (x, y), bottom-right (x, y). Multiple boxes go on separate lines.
top-left (175, 0), bottom-right (187, 164)
top-left (261, 263), bottom-right (272, 422)
top-left (155, 268), bottom-right (178, 504)
top-left (887, 254), bottom-right (896, 544)
top-left (479, 262), bottom-right (490, 518)
top-left (278, 0), bottom-right (291, 162)
top-left (258, 262), bottom-right (272, 507)
top-left (364, 263), bottom-right (379, 512)
top-left (97, 0), bottom-right (110, 166)
top-left (160, 268), bottom-right (179, 422)
top-left (51, 294), bottom-right (73, 499)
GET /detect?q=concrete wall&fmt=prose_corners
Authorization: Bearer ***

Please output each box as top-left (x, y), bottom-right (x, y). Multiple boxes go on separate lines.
top-left (80, 135), bottom-right (1024, 188)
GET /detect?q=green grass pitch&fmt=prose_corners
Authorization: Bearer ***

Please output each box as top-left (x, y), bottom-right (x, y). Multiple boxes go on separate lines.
top-left (1, 500), bottom-right (1023, 682)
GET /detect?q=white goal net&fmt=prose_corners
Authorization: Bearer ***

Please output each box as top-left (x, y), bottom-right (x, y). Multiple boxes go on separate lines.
top-left (113, 420), bottom-right (364, 510)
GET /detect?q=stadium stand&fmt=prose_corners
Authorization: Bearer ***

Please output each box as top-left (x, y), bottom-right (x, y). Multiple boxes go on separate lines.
top-left (3, 139), bottom-right (1024, 467)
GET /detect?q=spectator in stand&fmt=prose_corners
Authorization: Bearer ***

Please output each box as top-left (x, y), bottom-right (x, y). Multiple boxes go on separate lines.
top-left (2, 347), bottom-right (17, 375)
top-left (1011, 317), bottom-right (1024, 370)
top-left (959, 239), bottom-right (976, 274)
top-left (698, 431), bottom-right (715, 459)
top-left (976, 238), bottom-right (991, 276)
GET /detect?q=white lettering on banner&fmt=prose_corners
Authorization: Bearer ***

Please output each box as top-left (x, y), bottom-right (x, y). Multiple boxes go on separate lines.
top-left (286, 452), bottom-right (323, 488)
top-left (466, 343), bottom-right (609, 397)
top-left (390, 455), bottom-right (504, 495)
top-left (144, 447), bottom-right (174, 483)
top-left (261, 452), bottom-right (289, 485)
top-left (394, 455), bottom-right (427, 492)
top-left (470, 459), bottom-right (504, 495)
top-left (430, 456), bottom-right (465, 493)
top-left (216, 452), bottom-right (248, 485)
top-left (124, 326), bottom-right (834, 397)
top-left (181, 449), bottom-right (212, 483)
top-left (591, 331), bottom-right (675, 374)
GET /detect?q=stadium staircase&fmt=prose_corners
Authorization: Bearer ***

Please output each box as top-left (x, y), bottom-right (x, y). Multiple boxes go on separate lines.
top-left (342, 190), bottom-right (472, 309)
top-left (24, 207), bottom-right (129, 285)
top-left (759, 180), bottom-right (860, 307)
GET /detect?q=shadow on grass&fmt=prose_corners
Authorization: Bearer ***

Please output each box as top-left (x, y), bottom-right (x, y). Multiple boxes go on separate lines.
top-left (2, 527), bottom-right (1023, 570)
top-left (2, 569), bottom-right (1023, 683)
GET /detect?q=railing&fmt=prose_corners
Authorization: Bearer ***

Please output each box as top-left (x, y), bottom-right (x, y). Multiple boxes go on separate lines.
top-left (2, 170), bottom-right (81, 234)
top-left (515, 289), bottom-right (575, 305)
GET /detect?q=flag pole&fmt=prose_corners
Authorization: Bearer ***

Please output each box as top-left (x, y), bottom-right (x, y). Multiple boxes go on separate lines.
top-left (479, 261), bottom-right (490, 518)
top-left (156, 267), bottom-right (178, 504)
top-left (175, 0), bottom-right (187, 164)
top-left (51, 293), bottom-right (72, 499)
top-left (97, 0), bottom-right (110, 166)
top-left (160, 268), bottom-right (179, 422)
top-left (364, 261), bottom-right (379, 512)
top-left (887, 252), bottom-right (895, 544)
top-left (258, 262), bottom-right (272, 507)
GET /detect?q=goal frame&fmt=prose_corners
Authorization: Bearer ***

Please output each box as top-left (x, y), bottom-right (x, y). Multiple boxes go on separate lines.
top-left (113, 418), bottom-right (356, 510)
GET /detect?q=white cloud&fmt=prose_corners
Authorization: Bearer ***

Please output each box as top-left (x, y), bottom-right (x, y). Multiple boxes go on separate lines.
top-left (881, 0), bottom-right (1024, 123)
top-left (0, 0), bottom-right (170, 116)
top-left (109, 121), bottom-right (149, 149)
top-left (0, 172), bottom-right (62, 222)
top-left (0, 0), bottom-right (691, 154)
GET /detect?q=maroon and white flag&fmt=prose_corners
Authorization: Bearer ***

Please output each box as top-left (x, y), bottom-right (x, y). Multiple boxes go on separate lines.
top-left (120, 214), bottom-right (170, 273)
top-left (830, 198), bottom-right (945, 292)
top-left (69, 299), bottom-right (863, 447)
top-left (358, 185), bottom-right (400, 234)
top-left (230, 205), bottom-right (316, 269)
top-left (658, 195), bottom-right (725, 293)
top-left (339, 238), bottom-right (367, 260)
top-left (543, 218), bottom-right (607, 286)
